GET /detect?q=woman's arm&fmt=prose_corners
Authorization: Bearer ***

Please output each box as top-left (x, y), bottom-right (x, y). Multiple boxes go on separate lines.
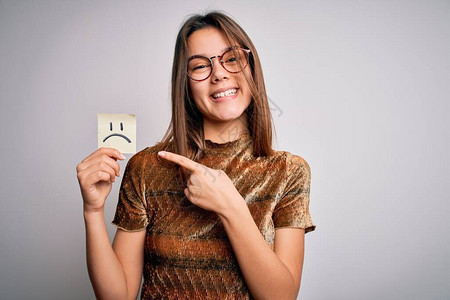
top-left (77, 148), bottom-right (145, 299)
top-left (84, 212), bottom-right (145, 300)
top-left (111, 229), bottom-right (146, 299)
top-left (218, 198), bottom-right (304, 300)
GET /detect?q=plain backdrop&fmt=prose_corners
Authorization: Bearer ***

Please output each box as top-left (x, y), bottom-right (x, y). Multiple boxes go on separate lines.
top-left (0, 1), bottom-right (449, 299)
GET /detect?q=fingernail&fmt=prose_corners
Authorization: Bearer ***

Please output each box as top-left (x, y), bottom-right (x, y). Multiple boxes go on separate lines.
top-left (120, 154), bottom-right (126, 159)
top-left (158, 151), bottom-right (165, 157)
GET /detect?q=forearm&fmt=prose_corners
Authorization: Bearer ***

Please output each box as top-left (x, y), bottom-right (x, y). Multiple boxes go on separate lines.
top-left (218, 200), bottom-right (299, 300)
top-left (84, 210), bottom-right (129, 300)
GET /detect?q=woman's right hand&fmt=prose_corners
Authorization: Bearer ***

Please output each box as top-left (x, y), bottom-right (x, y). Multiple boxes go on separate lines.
top-left (76, 147), bottom-right (125, 214)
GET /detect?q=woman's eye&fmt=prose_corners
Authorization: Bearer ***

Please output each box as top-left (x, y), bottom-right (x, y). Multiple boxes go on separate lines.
top-left (225, 57), bottom-right (236, 63)
top-left (193, 65), bottom-right (207, 70)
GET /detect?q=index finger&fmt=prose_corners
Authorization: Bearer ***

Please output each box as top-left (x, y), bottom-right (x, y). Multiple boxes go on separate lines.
top-left (158, 151), bottom-right (198, 172)
top-left (83, 147), bottom-right (125, 163)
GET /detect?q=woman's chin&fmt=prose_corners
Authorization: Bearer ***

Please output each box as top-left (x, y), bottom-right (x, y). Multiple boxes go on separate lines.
top-left (210, 111), bottom-right (246, 123)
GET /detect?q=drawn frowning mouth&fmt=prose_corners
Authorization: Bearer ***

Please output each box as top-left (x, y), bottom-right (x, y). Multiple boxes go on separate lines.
top-left (103, 134), bottom-right (131, 143)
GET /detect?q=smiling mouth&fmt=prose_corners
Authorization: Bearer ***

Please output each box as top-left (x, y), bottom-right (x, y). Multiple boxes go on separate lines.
top-left (103, 134), bottom-right (131, 143)
top-left (211, 88), bottom-right (238, 99)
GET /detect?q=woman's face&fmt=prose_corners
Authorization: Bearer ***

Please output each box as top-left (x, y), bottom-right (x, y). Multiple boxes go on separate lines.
top-left (187, 27), bottom-right (252, 127)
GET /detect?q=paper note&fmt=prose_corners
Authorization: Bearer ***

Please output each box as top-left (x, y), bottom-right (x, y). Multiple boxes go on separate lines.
top-left (98, 113), bottom-right (136, 154)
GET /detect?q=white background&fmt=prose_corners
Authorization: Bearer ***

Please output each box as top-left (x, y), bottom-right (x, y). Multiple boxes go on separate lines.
top-left (0, 1), bottom-right (448, 299)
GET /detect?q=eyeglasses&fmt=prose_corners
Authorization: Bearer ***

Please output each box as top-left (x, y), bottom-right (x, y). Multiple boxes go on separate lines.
top-left (187, 47), bottom-right (251, 81)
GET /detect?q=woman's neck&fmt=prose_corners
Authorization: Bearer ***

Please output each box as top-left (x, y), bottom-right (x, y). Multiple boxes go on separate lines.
top-left (203, 114), bottom-right (249, 144)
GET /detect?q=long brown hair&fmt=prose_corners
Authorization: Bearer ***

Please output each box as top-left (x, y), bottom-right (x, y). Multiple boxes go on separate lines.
top-left (156, 11), bottom-right (275, 182)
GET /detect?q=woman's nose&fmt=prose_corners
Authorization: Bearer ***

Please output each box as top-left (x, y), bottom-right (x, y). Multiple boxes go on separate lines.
top-left (210, 58), bottom-right (229, 82)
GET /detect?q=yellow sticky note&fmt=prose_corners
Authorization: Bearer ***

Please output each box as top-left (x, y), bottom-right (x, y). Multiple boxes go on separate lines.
top-left (98, 113), bottom-right (136, 154)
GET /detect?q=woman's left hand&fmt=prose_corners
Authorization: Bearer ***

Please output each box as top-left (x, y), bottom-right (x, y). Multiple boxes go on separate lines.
top-left (157, 151), bottom-right (244, 214)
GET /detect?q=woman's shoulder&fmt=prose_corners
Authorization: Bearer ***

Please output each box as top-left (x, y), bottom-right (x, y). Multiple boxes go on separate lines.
top-left (270, 149), bottom-right (309, 167)
top-left (269, 150), bottom-right (310, 176)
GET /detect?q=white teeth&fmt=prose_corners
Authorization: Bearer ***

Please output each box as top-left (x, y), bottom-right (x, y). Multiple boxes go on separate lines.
top-left (212, 89), bottom-right (237, 99)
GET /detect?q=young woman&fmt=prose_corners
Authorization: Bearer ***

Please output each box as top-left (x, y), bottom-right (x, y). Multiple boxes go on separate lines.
top-left (76, 11), bottom-right (315, 299)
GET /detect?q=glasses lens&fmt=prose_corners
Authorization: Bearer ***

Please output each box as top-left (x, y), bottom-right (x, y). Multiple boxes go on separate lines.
top-left (187, 57), bottom-right (211, 81)
top-left (222, 49), bottom-right (249, 73)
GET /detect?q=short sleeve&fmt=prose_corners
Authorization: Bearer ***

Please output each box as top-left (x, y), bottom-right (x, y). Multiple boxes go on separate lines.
top-left (112, 153), bottom-right (149, 231)
top-left (273, 155), bottom-right (316, 233)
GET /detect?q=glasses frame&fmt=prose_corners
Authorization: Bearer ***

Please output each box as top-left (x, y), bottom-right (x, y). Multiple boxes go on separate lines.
top-left (186, 47), bottom-right (251, 81)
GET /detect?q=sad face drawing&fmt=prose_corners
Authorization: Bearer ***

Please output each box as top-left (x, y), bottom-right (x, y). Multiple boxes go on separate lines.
top-left (103, 121), bottom-right (132, 143)
top-left (97, 113), bottom-right (136, 154)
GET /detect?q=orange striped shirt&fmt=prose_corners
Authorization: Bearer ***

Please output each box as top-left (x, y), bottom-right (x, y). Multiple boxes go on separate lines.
top-left (112, 132), bottom-right (315, 299)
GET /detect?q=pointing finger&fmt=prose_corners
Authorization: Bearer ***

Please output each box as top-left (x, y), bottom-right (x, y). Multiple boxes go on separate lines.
top-left (157, 151), bottom-right (199, 172)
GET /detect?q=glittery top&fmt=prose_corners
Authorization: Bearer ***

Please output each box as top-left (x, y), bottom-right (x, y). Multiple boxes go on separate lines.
top-left (112, 132), bottom-right (316, 299)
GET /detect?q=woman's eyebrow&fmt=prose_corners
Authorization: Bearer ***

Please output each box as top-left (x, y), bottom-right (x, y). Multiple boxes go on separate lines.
top-left (221, 46), bottom-right (233, 53)
top-left (188, 46), bottom-right (235, 59)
